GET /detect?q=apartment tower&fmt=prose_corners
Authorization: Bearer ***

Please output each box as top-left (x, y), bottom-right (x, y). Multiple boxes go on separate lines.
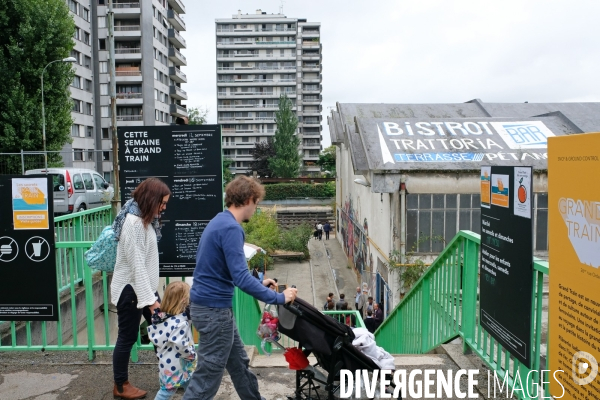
top-left (216, 9), bottom-right (322, 175)
top-left (67, 0), bottom-right (188, 183)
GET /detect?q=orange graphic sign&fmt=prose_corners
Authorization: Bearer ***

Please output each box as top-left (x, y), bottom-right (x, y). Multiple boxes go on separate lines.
top-left (549, 132), bottom-right (600, 399)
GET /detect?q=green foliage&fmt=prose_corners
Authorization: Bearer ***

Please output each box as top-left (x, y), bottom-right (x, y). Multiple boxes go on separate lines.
top-left (249, 140), bottom-right (275, 177)
top-left (269, 94), bottom-right (301, 178)
top-left (387, 235), bottom-right (445, 294)
top-left (316, 145), bottom-right (336, 176)
top-left (248, 252), bottom-right (273, 271)
top-left (278, 222), bottom-right (314, 258)
top-left (188, 106), bottom-right (208, 125)
top-left (243, 211), bottom-right (313, 263)
top-left (223, 158), bottom-right (234, 186)
top-left (0, 0), bottom-right (75, 173)
top-left (264, 182), bottom-right (335, 200)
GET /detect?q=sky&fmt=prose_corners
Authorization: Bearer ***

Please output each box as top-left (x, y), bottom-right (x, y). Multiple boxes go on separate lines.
top-left (182, 0), bottom-right (600, 148)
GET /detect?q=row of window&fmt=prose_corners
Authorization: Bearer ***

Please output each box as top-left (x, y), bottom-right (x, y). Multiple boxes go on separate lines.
top-left (72, 149), bottom-right (111, 162)
top-left (154, 69), bottom-right (170, 86)
top-left (153, 28), bottom-right (169, 49)
top-left (218, 49), bottom-right (294, 57)
top-left (218, 73), bottom-right (296, 81)
top-left (71, 124), bottom-right (93, 138)
top-left (68, 0), bottom-right (90, 21)
top-left (217, 87), bottom-right (295, 94)
top-left (155, 110), bottom-right (170, 123)
top-left (70, 50), bottom-right (92, 69)
top-left (217, 36), bottom-right (295, 43)
top-left (154, 47), bottom-right (169, 67)
top-left (72, 100), bottom-right (93, 115)
top-left (72, 76), bottom-right (93, 91)
top-left (74, 28), bottom-right (90, 45)
top-left (154, 89), bottom-right (169, 103)
top-left (219, 112), bottom-right (275, 119)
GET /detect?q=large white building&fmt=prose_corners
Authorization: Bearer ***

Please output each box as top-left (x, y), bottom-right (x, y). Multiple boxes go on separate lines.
top-left (66, 0), bottom-right (188, 183)
top-left (216, 9), bottom-right (322, 175)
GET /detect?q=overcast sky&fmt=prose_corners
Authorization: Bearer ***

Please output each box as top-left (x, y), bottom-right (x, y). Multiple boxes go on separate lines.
top-left (182, 0), bottom-right (600, 148)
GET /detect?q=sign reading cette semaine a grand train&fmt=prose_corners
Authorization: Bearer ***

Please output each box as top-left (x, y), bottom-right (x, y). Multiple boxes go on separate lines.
top-left (354, 117), bottom-right (565, 171)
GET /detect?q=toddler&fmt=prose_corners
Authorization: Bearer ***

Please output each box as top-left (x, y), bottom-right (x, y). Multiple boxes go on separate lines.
top-left (148, 281), bottom-right (196, 400)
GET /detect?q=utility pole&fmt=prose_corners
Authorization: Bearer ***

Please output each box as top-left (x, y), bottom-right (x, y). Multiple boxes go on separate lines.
top-left (108, 0), bottom-right (120, 216)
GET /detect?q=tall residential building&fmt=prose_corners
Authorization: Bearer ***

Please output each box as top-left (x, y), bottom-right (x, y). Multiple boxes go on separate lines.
top-left (66, 0), bottom-right (188, 183)
top-left (216, 9), bottom-right (322, 175)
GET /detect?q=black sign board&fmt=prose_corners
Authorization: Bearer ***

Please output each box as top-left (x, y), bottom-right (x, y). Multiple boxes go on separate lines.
top-left (479, 165), bottom-right (534, 367)
top-left (118, 125), bottom-right (223, 277)
top-left (0, 175), bottom-right (58, 321)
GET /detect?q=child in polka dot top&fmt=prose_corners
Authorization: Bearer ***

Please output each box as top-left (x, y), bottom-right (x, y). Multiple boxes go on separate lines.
top-left (148, 281), bottom-right (196, 400)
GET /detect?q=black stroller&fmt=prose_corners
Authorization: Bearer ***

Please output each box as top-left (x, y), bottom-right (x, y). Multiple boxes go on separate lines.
top-left (275, 297), bottom-right (399, 400)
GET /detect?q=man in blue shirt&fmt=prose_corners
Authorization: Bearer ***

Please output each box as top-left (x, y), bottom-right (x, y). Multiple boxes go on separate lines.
top-left (183, 176), bottom-right (297, 400)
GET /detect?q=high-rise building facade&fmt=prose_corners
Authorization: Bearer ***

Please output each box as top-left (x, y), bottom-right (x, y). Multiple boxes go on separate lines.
top-left (216, 10), bottom-right (322, 175)
top-left (66, 0), bottom-right (188, 183)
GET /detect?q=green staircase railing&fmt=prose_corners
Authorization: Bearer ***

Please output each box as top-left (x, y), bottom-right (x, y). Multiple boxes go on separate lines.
top-left (375, 230), bottom-right (549, 400)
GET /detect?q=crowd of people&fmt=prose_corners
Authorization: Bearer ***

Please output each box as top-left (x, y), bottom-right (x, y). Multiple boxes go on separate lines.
top-left (313, 220), bottom-right (332, 240)
top-left (323, 287), bottom-right (384, 333)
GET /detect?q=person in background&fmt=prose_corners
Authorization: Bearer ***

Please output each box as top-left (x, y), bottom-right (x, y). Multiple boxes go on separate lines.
top-left (336, 293), bottom-right (347, 310)
top-left (365, 296), bottom-right (375, 315)
top-left (323, 221), bottom-right (331, 240)
top-left (327, 301), bottom-right (335, 311)
top-left (316, 222), bottom-right (323, 240)
top-left (182, 176), bottom-right (297, 400)
top-left (355, 286), bottom-right (367, 318)
top-left (323, 292), bottom-right (334, 310)
top-left (148, 281), bottom-right (196, 400)
top-left (364, 309), bottom-right (377, 333)
top-left (373, 302), bottom-right (384, 330)
top-left (111, 177), bottom-right (170, 400)
top-left (252, 266), bottom-right (259, 279)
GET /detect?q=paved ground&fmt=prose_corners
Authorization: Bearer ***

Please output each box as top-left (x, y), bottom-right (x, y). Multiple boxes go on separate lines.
top-left (0, 232), bottom-right (494, 400)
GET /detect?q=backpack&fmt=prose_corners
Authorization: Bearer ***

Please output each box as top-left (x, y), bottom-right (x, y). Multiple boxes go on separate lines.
top-left (84, 226), bottom-right (118, 272)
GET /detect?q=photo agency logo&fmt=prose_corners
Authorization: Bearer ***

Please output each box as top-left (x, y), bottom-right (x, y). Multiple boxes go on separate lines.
top-left (339, 354), bottom-right (597, 399)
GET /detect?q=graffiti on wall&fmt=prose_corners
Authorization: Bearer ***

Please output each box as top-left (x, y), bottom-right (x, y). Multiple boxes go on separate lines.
top-left (340, 195), bottom-right (374, 293)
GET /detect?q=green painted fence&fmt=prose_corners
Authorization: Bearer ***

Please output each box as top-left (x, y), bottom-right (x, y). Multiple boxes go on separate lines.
top-left (374, 230), bottom-right (550, 400)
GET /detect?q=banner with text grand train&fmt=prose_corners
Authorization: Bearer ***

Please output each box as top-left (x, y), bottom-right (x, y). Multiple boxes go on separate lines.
top-left (355, 117), bottom-right (568, 171)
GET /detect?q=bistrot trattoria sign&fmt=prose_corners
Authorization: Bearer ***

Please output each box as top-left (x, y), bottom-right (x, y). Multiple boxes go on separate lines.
top-left (355, 118), bottom-right (563, 171)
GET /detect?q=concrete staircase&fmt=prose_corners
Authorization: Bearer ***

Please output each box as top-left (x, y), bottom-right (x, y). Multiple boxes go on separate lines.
top-left (275, 207), bottom-right (335, 230)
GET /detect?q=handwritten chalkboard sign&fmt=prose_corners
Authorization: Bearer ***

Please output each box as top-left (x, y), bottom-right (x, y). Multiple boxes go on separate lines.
top-left (118, 125), bottom-right (223, 276)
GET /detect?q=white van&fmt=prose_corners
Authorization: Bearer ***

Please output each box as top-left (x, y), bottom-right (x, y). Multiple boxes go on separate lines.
top-left (25, 168), bottom-right (114, 214)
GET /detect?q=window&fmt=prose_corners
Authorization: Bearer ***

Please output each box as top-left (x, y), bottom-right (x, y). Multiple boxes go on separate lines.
top-left (72, 76), bottom-right (81, 89)
top-left (71, 124), bottom-right (80, 137)
top-left (85, 102), bottom-right (93, 115)
top-left (98, 16), bottom-right (106, 28)
top-left (93, 174), bottom-right (106, 189)
top-left (68, 0), bottom-right (78, 14)
top-left (103, 172), bottom-right (111, 183)
top-left (84, 56), bottom-right (91, 69)
top-left (73, 150), bottom-right (84, 163)
top-left (82, 173), bottom-right (94, 190)
top-left (103, 151), bottom-right (111, 161)
top-left (155, 110), bottom-right (159, 121)
top-left (154, 68), bottom-right (158, 80)
top-left (72, 100), bottom-right (82, 113)
top-left (87, 126), bottom-right (93, 137)
top-left (99, 61), bottom-right (108, 73)
top-left (101, 106), bottom-right (109, 118)
top-left (100, 83), bottom-right (108, 95)
top-left (73, 28), bottom-right (80, 41)
top-left (99, 39), bottom-right (106, 50)
top-left (85, 79), bottom-right (92, 91)
top-left (242, 136), bottom-right (249, 142)
top-left (70, 50), bottom-right (81, 64)
top-left (82, 7), bottom-right (90, 21)
top-left (102, 128), bottom-right (109, 139)
top-left (83, 31), bottom-right (90, 45)
top-left (87, 151), bottom-right (94, 162)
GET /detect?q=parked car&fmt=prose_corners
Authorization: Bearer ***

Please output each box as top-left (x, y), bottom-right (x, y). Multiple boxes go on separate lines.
top-left (25, 168), bottom-right (114, 214)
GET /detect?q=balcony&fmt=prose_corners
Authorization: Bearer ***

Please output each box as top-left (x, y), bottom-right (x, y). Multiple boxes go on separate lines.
top-left (302, 76), bottom-right (322, 84)
top-left (168, 47), bottom-right (187, 66)
top-left (168, 66), bottom-right (187, 83)
top-left (302, 29), bottom-right (320, 38)
top-left (168, 0), bottom-right (185, 14)
top-left (303, 142), bottom-right (321, 149)
top-left (168, 29), bottom-right (186, 49)
top-left (302, 85), bottom-right (322, 94)
top-left (170, 103), bottom-right (188, 118)
top-left (114, 46), bottom-right (142, 60)
top-left (302, 64), bottom-right (322, 72)
top-left (115, 68), bottom-right (142, 82)
top-left (116, 92), bottom-right (143, 105)
top-left (169, 85), bottom-right (187, 100)
top-left (167, 10), bottom-right (185, 31)
top-left (112, 2), bottom-right (140, 14)
top-left (301, 41), bottom-right (320, 48)
top-left (217, 65), bottom-right (296, 73)
top-left (116, 115), bottom-right (143, 121)
top-left (302, 96), bottom-right (322, 104)
top-left (114, 25), bottom-right (141, 38)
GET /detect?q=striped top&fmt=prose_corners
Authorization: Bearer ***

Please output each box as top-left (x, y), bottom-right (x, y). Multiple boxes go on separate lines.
top-left (110, 214), bottom-right (159, 308)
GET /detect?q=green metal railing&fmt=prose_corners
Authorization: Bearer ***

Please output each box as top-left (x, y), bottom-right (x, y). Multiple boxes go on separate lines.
top-left (375, 230), bottom-right (549, 400)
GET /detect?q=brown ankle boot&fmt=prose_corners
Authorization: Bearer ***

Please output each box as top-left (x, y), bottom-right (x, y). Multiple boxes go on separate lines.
top-left (113, 381), bottom-right (147, 399)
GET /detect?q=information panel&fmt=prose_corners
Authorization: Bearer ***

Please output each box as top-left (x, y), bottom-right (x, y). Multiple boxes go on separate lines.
top-left (479, 165), bottom-right (533, 367)
top-left (549, 132), bottom-right (600, 399)
top-left (0, 175), bottom-right (58, 321)
top-left (118, 125), bottom-right (223, 276)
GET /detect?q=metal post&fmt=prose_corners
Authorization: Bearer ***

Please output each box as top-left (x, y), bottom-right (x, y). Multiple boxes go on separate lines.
top-left (20, 150), bottom-right (25, 175)
top-left (108, 0), bottom-right (120, 216)
top-left (41, 71), bottom-right (48, 172)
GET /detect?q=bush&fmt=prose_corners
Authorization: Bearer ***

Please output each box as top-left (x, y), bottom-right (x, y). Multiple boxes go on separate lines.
top-left (264, 182), bottom-right (335, 200)
top-left (242, 210), bottom-right (279, 253)
top-left (278, 222), bottom-right (314, 257)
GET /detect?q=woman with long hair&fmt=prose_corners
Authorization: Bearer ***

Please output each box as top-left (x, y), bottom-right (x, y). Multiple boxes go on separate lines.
top-left (111, 177), bottom-right (171, 399)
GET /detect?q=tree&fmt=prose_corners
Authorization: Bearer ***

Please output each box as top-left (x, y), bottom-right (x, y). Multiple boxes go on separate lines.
top-left (0, 0), bottom-right (75, 173)
top-left (222, 158), bottom-right (234, 186)
top-left (317, 145), bottom-right (336, 176)
top-left (188, 106), bottom-right (209, 125)
top-left (249, 140), bottom-right (275, 177)
top-left (269, 94), bottom-right (301, 178)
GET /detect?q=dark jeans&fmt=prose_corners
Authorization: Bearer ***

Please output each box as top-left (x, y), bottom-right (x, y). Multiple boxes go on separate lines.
top-left (182, 303), bottom-right (264, 400)
top-left (113, 284), bottom-right (155, 385)
top-left (325, 230), bottom-right (330, 240)
top-left (317, 229), bottom-right (322, 240)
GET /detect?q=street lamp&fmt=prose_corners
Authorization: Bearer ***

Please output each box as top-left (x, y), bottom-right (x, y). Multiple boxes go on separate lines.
top-left (41, 57), bottom-right (77, 172)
